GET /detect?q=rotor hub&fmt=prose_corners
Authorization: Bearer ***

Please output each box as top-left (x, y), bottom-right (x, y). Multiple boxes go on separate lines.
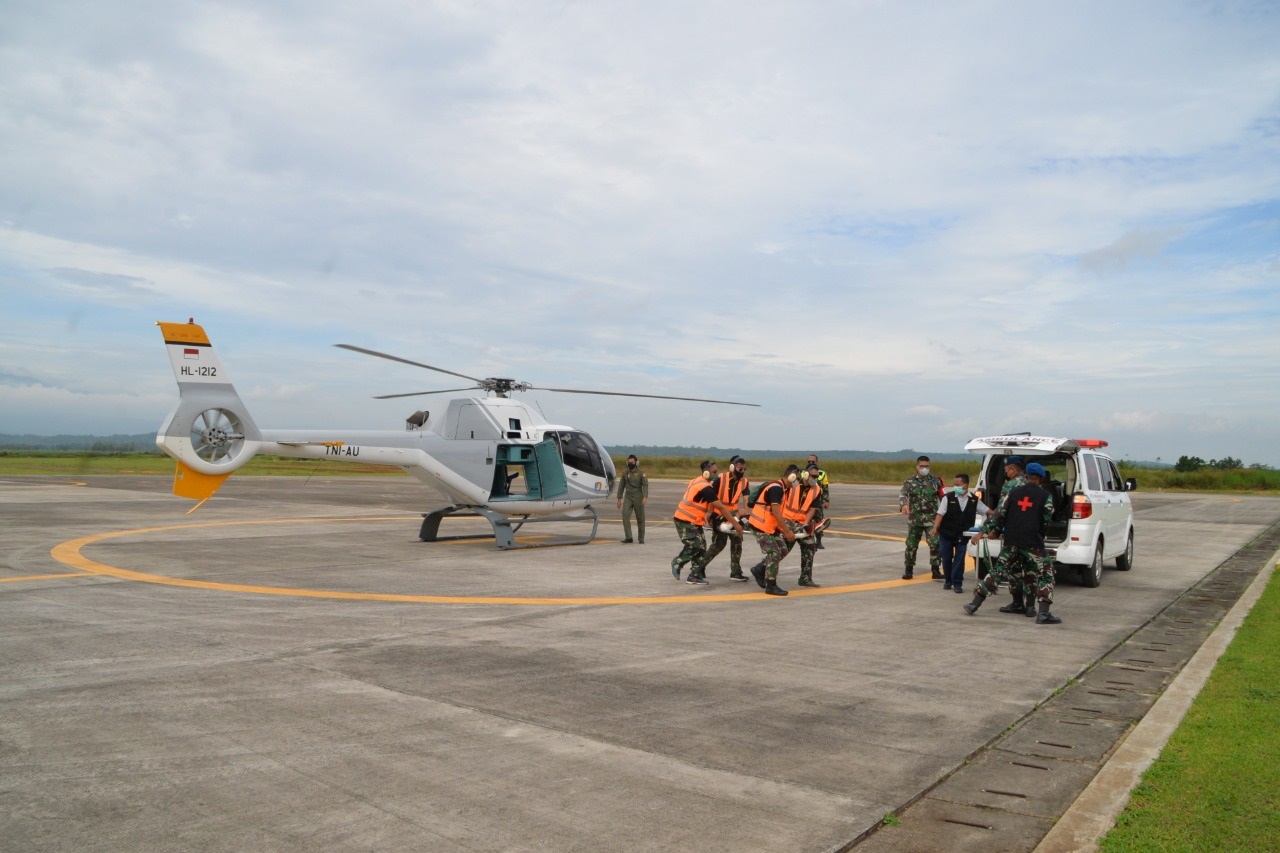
top-left (481, 378), bottom-right (532, 397)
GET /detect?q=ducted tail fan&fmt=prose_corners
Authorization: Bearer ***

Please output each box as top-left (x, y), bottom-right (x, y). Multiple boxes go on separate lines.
top-left (190, 408), bottom-right (248, 466)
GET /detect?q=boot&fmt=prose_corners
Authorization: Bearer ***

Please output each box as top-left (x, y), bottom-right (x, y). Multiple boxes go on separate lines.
top-left (1036, 600), bottom-right (1062, 624)
top-left (765, 580), bottom-right (789, 596)
top-left (1025, 598), bottom-right (1037, 618)
top-left (750, 563), bottom-right (767, 589)
top-left (797, 576), bottom-right (820, 588)
top-left (962, 590), bottom-right (986, 615)
top-left (998, 591), bottom-right (1025, 614)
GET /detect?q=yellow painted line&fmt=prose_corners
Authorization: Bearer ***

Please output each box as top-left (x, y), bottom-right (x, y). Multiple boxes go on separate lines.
top-left (50, 516), bottom-right (921, 605)
top-left (2, 572), bottom-right (91, 583)
top-left (824, 529), bottom-right (906, 542)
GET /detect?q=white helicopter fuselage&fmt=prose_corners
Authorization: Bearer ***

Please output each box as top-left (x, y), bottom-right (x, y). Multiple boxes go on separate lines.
top-left (254, 400), bottom-right (614, 516)
top-left (154, 321), bottom-right (616, 515)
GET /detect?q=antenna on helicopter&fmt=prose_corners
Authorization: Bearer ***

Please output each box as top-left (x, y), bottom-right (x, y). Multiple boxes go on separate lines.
top-left (335, 343), bottom-right (760, 407)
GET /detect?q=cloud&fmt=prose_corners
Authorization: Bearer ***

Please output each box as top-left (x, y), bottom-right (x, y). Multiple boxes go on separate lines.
top-left (1, 1), bottom-right (1279, 466)
top-left (1079, 228), bottom-right (1181, 274)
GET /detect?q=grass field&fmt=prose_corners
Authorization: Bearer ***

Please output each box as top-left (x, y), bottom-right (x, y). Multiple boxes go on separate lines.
top-left (1100, 565), bottom-right (1280, 851)
top-left (2, 451), bottom-right (1278, 491)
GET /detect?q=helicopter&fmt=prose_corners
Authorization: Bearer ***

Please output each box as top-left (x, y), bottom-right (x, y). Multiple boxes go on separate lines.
top-left (154, 319), bottom-right (758, 548)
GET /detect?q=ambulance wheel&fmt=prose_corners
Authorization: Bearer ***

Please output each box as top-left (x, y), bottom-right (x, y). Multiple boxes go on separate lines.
top-left (1080, 541), bottom-right (1103, 588)
top-left (1115, 529), bottom-right (1134, 572)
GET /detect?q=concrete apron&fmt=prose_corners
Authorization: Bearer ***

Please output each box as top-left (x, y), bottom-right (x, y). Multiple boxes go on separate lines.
top-left (4, 478), bottom-right (1280, 853)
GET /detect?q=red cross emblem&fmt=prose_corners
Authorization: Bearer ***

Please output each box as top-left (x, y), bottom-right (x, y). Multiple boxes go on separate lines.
top-left (1017, 496), bottom-right (1034, 511)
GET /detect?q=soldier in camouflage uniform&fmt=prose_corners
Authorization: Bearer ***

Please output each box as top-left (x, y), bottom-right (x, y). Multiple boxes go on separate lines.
top-left (980, 456), bottom-right (1033, 614)
top-left (898, 455), bottom-right (943, 580)
top-left (746, 464), bottom-right (800, 596)
top-left (705, 455), bottom-right (749, 580)
top-left (671, 460), bottom-right (743, 586)
top-left (963, 462), bottom-right (1062, 624)
top-left (784, 465), bottom-right (825, 586)
top-left (615, 454), bottom-right (649, 543)
top-left (806, 454), bottom-right (831, 549)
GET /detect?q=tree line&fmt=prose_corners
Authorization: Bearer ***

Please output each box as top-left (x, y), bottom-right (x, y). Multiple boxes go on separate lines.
top-left (1174, 455), bottom-right (1272, 472)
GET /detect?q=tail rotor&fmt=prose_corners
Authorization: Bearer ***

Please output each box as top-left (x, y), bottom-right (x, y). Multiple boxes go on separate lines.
top-left (190, 408), bottom-right (248, 466)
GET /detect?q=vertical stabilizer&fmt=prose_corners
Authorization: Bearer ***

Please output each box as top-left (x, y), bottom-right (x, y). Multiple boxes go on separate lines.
top-left (155, 320), bottom-right (262, 501)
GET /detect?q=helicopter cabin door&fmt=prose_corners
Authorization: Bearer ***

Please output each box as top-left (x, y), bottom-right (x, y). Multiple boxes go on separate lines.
top-left (490, 440), bottom-right (569, 501)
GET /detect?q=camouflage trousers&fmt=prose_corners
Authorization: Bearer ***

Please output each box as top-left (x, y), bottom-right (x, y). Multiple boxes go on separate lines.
top-left (673, 520), bottom-right (709, 575)
top-left (904, 518), bottom-right (940, 572)
top-left (811, 504), bottom-right (827, 544)
top-left (705, 524), bottom-right (743, 574)
top-left (976, 546), bottom-right (1055, 603)
top-left (783, 535), bottom-right (818, 581)
top-left (752, 529), bottom-right (790, 582)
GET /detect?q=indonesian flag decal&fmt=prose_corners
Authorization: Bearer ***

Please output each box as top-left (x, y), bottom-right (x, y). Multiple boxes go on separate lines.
top-left (184, 348), bottom-right (199, 360)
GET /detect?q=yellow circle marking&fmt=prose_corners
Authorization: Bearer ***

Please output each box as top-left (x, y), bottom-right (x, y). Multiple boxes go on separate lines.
top-left (49, 516), bottom-right (930, 605)
top-left (2, 572), bottom-right (90, 583)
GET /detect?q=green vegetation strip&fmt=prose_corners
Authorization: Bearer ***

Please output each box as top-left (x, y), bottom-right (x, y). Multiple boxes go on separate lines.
top-left (1100, 566), bottom-right (1280, 852)
top-left (1, 452), bottom-right (1277, 491)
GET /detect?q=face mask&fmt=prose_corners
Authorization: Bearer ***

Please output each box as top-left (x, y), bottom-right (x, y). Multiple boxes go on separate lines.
top-left (627, 461), bottom-right (636, 469)
top-left (919, 466), bottom-right (930, 476)
top-left (953, 486), bottom-right (965, 496)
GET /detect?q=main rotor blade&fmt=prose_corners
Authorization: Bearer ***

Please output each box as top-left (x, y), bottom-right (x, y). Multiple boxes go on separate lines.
top-left (372, 387), bottom-right (479, 399)
top-left (531, 387), bottom-right (760, 407)
top-left (335, 344), bottom-right (483, 383)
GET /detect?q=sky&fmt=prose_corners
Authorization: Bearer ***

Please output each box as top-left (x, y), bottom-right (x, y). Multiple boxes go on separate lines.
top-left (2, 1), bottom-right (1278, 466)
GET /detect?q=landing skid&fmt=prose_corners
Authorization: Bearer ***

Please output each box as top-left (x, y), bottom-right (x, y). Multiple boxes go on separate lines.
top-left (419, 505), bottom-right (601, 550)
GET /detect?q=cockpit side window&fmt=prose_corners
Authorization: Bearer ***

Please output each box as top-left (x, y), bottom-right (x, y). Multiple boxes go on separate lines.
top-left (550, 431), bottom-right (607, 478)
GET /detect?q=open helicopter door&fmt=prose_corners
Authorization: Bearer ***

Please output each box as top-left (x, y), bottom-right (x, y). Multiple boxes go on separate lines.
top-left (489, 440), bottom-right (569, 500)
top-left (420, 438), bottom-right (595, 549)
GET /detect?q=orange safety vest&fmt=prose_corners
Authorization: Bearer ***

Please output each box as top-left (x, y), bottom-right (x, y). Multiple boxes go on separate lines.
top-left (715, 473), bottom-right (748, 518)
top-left (783, 482), bottom-right (819, 523)
top-left (673, 475), bottom-right (713, 526)
top-left (748, 479), bottom-right (787, 534)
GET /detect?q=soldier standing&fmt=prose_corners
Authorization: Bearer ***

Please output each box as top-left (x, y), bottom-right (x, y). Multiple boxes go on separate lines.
top-left (615, 454), bottom-right (648, 544)
top-left (747, 464), bottom-right (800, 596)
top-left (705, 455), bottom-right (750, 581)
top-left (963, 462), bottom-right (1062, 624)
top-left (671, 460), bottom-right (743, 586)
top-left (898, 455), bottom-right (943, 580)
